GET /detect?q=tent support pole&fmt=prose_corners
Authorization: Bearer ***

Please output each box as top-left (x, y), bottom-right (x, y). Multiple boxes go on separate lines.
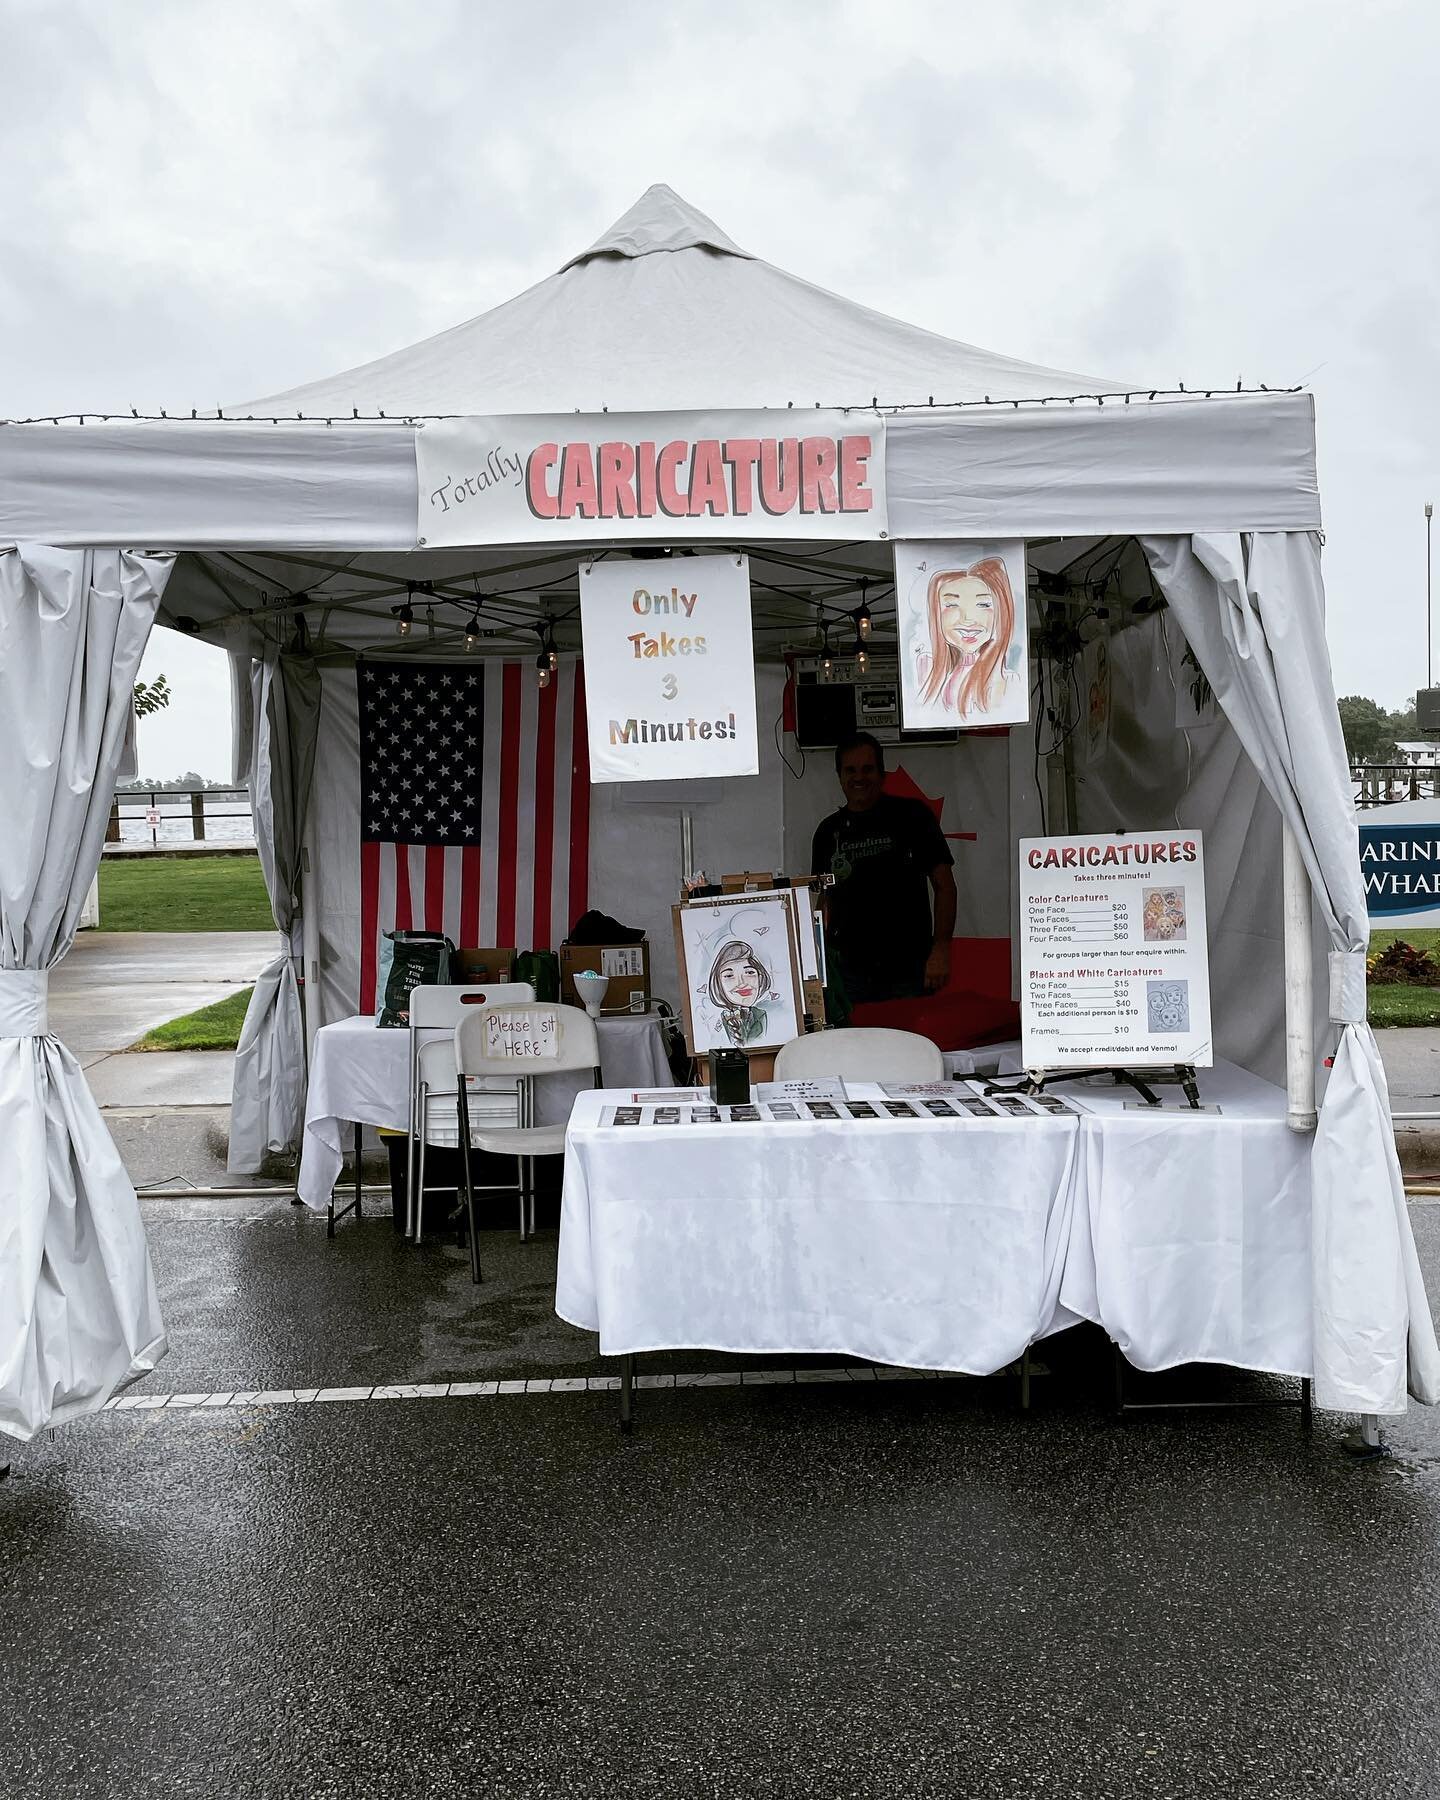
top-left (680, 811), bottom-right (694, 884)
top-left (1282, 823), bottom-right (1318, 1133)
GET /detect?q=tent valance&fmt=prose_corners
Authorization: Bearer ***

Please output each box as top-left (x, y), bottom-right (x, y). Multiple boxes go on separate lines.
top-left (0, 394), bottom-right (1318, 554)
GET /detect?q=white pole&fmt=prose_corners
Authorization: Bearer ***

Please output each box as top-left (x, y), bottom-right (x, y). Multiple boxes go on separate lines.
top-left (680, 811), bottom-right (694, 885)
top-left (1282, 822), bottom-right (1318, 1133)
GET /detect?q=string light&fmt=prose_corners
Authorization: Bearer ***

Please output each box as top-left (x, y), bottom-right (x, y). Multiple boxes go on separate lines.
top-left (393, 587), bottom-right (415, 637)
top-left (855, 580), bottom-right (872, 642)
top-left (820, 623), bottom-right (834, 677)
top-left (464, 608), bottom-right (482, 652)
top-left (854, 626), bottom-right (869, 675)
top-left (535, 620), bottom-right (558, 687)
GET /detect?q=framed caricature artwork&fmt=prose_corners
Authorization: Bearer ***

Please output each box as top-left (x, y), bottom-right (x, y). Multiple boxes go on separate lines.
top-left (672, 893), bottom-right (804, 1056)
top-left (894, 540), bottom-right (1030, 731)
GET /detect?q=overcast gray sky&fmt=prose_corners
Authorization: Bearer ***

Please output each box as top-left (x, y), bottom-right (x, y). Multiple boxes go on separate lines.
top-left (3, 0), bottom-right (1436, 776)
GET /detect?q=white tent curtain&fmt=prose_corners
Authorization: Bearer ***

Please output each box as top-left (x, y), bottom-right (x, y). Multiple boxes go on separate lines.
top-left (227, 653), bottom-right (320, 1173)
top-left (1142, 532), bottom-right (1440, 1414)
top-left (0, 545), bottom-right (172, 1441)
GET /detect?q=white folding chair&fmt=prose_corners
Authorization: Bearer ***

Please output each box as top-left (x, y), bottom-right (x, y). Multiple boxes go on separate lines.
top-left (407, 983), bottom-right (535, 1242)
top-left (453, 1003), bottom-right (601, 1284)
top-left (773, 1026), bottom-right (944, 1084)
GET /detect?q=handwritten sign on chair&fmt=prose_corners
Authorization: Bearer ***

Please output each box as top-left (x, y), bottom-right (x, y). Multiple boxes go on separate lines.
top-left (483, 1010), bottom-right (559, 1060)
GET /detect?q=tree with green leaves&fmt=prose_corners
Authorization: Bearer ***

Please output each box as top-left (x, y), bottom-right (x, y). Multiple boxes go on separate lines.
top-left (133, 675), bottom-right (171, 718)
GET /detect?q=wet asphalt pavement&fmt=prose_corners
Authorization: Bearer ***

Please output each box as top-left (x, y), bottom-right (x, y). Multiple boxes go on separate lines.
top-left (5, 1197), bottom-right (1440, 1799)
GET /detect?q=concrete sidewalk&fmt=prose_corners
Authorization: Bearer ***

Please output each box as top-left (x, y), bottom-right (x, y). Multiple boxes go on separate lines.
top-left (52, 929), bottom-right (275, 1114)
top-left (53, 929), bottom-right (276, 1060)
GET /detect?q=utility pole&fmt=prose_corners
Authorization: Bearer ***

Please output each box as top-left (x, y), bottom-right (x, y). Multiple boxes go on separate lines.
top-left (1428, 500), bottom-right (1434, 688)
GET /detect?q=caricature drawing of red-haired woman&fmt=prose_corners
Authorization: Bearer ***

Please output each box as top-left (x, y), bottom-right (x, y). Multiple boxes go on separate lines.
top-left (916, 558), bottom-right (1020, 719)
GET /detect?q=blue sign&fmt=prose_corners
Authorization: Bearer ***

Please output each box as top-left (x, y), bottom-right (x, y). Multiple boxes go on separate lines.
top-left (1360, 820), bottom-right (1440, 919)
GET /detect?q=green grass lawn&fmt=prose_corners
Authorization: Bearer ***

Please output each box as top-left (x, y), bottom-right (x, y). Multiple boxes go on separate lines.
top-left (133, 987), bottom-right (254, 1051)
top-left (1367, 928), bottom-right (1440, 1027)
top-left (98, 854), bottom-right (273, 932)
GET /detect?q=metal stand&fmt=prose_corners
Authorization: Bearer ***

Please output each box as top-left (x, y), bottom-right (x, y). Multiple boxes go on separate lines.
top-left (985, 1065), bottom-right (1201, 1109)
top-left (327, 1122), bottom-right (366, 1237)
top-left (1112, 1344), bottom-right (1312, 1430)
top-left (619, 1355), bottom-right (635, 1433)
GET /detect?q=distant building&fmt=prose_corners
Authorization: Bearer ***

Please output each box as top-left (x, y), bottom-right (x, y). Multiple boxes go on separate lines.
top-left (1394, 742), bottom-right (1440, 767)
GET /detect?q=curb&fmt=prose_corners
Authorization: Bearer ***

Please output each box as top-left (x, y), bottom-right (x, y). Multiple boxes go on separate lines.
top-left (1394, 1125), bottom-right (1440, 1177)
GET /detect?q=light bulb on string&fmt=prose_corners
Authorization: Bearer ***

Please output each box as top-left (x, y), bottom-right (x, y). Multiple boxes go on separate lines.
top-left (855, 581), bottom-right (872, 641)
top-left (854, 629), bottom-right (869, 675)
top-left (393, 589), bottom-right (415, 637)
top-left (820, 625), bottom-right (834, 677)
top-left (536, 647), bottom-right (552, 689)
top-left (464, 609), bottom-right (482, 653)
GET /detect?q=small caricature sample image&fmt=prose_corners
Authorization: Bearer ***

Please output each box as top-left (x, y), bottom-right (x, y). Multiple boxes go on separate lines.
top-left (896, 540), bottom-right (1030, 730)
top-left (1147, 980), bottom-right (1191, 1033)
top-left (707, 938), bottom-right (772, 1047)
top-left (1142, 887), bottom-right (1188, 942)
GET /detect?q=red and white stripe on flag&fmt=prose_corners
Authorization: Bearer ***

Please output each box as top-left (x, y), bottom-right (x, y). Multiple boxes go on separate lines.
top-left (358, 660), bottom-right (590, 1013)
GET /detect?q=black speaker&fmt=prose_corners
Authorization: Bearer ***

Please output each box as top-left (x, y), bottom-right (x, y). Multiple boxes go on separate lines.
top-left (1416, 689), bottom-right (1440, 735)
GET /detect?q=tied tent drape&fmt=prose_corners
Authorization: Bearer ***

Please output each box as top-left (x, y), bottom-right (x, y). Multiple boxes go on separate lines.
top-left (1141, 532), bottom-right (1440, 1415)
top-left (0, 545), bottom-right (172, 1441)
top-left (227, 654), bottom-right (319, 1174)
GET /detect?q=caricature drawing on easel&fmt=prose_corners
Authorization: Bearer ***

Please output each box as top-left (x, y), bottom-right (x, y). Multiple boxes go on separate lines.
top-left (674, 892), bottom-right (803, 1056)
top-left (707, 939), bottom-right (773, 1047)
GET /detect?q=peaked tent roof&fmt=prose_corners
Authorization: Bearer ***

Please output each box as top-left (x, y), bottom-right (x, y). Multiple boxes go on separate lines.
top-left (235, 184), bottom-right (1120, 416)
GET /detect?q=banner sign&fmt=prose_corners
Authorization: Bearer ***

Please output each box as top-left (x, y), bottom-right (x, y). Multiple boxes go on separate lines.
top-left (579, 553), bottom-right (759, 783)
top-left (895, 540), bottom-right (1030, 730)
top-left (1359, 800), bottom-right (1440, 926)
top-left (415, 410), bottom-right (887, 547)
top-left (1018, 830), bottom-right (1212, 1070)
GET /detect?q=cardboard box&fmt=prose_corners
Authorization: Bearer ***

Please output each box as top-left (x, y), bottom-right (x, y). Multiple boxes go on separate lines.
top-left (456, 947), bottom-right (515, 984)
top-left (560, 942), bottom-right (650, 1013)
top-left (720, 871), bottom-right (776, 893)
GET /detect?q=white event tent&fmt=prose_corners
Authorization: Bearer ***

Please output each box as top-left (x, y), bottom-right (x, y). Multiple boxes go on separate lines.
top-left (1, 185), bottom-right (1433, 1442)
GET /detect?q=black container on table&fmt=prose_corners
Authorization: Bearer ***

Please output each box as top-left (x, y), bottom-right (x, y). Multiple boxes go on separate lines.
top-left (384, 1136), bottom-right (562, 1237)
top-left (709, 1049), bottom-right (751, 1107)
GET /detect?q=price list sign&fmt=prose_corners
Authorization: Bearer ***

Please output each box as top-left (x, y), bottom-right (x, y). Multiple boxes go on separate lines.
top-left (1018, 832), bottom-right (1212, 1070)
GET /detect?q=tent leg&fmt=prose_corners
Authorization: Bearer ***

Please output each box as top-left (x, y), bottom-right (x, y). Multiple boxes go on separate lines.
top-left (1282, 823), bottom-right (1318, 1133)
top-left (619, 1355), bottom-right (635, 1433)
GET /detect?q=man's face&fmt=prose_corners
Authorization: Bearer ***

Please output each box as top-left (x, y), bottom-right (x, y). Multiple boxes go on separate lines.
top-left (839, 746), bottom-right (883, 812)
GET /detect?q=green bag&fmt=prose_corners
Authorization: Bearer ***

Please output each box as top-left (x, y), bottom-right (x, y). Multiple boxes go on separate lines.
top-left (513, 949), bottom-right (560, 1003)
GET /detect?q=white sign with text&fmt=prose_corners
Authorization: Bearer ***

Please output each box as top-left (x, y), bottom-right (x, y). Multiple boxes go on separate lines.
top-left (482, 1009), bottom-right (559, 1060)
top-left (579, 553), bottom-right (759, 783)
top-left (1019, 831), bottom-right (1212, 1070)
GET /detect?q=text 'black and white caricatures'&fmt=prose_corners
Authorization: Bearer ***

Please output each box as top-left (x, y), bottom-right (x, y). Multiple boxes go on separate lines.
top-left (894, 541), bottom-right (1030, 732)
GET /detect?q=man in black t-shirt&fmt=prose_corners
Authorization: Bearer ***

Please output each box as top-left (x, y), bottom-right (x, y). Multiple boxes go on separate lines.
top-left (811, 732), bottom-right (957, 1006)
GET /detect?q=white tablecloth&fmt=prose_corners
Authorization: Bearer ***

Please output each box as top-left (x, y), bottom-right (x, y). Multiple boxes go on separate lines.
top-left (943, 1040), bottom-right (1022, 1079)
top-left (556, 1061), bottom-right (1316, 1380)
top-left (558, 1084), bottom-right (1083, 1373)
top-left (297, 1010), bottom-right (672, 1211)
top-left (1058, 1062), bottom-right (1313, 1377)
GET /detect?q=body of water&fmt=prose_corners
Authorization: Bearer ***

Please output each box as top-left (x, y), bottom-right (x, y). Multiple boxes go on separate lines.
top-left (114, 791), bottom-right (255, 848)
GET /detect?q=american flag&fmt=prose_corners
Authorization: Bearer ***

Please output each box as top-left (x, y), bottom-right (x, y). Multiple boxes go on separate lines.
top-left (357, 658), bottom-right (590, 1012)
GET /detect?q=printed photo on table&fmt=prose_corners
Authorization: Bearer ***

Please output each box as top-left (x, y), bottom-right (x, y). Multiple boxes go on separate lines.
top-left (895, 539), bottom-right (1030, 730)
